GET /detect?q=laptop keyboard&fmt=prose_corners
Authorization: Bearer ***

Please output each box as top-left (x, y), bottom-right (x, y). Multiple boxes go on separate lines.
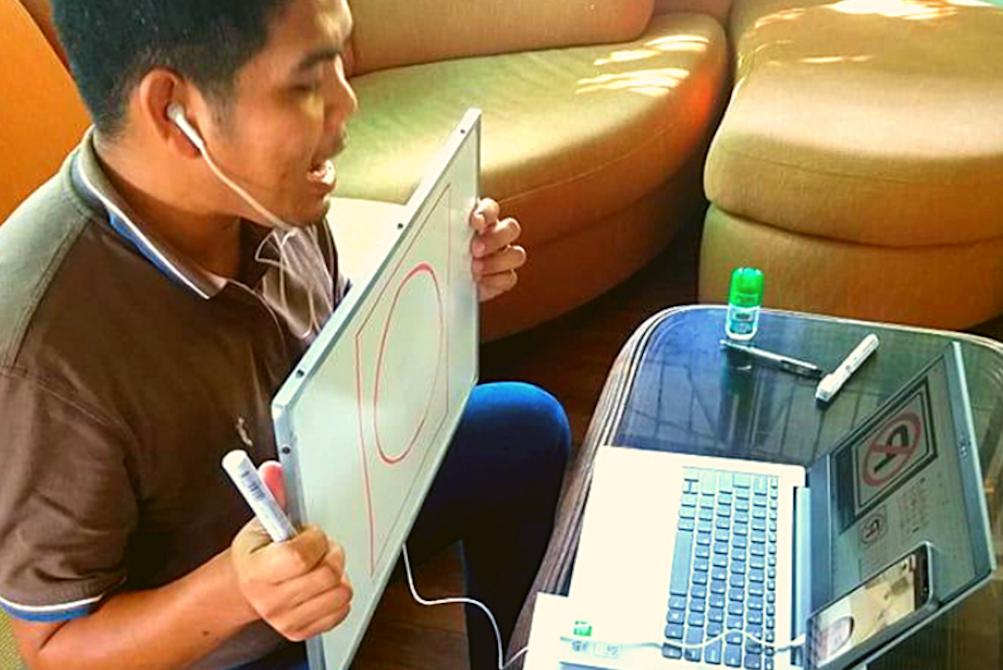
top-left (663, 468), bottom-right (780, 669)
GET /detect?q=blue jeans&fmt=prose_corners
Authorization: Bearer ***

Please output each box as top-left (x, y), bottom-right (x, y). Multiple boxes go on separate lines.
top-left (233, 382), bottom-right (571, 670)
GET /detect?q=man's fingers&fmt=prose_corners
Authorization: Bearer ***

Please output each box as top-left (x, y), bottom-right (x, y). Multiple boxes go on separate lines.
top-left (231, 518), bottom-right (275, 557)
top-left (258, 460), bottom-right (287, 510)
top-left (286, 602), bottom-right (353, 642)
top-left (278, 583), bottom-right (354, 641)
top-left (477, 270), bottom-right (518, 303)
top-left (472, 245), bottom-right (526, 279)
top-left (247, 524), bottom-right (329, 583)
top-left (276, 553), bottom-right (347, 609)
top-left (472, 217), bottom-right (520, 258)
top-left (469, 198), bottom-right (500, 234)
top-left (321, 543), bottom-right (347, 577)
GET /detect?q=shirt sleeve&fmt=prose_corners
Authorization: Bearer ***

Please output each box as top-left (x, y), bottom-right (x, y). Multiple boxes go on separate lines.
top-left (0, 370), bottom-right (137, 622)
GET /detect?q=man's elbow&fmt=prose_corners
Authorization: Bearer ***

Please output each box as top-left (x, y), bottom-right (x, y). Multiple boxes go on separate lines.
top-left (11, 617), bottom-right (78, 670)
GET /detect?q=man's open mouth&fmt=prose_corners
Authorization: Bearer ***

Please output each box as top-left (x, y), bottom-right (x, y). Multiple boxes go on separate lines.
top-left (307, 159), bottom-right (336, 188)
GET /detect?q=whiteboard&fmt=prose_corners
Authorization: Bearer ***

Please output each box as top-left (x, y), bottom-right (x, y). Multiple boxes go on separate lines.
top-left (272, 109), bottom-right (481, 670)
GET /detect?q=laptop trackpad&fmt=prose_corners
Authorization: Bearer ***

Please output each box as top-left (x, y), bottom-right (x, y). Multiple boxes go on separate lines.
top-left (569, 447), bottom-right (683, 614)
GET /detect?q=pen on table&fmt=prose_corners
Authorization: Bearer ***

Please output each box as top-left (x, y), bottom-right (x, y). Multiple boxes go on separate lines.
top-left (223, 449), bottom-right (297, 542)
top-left (720, 340), bottom-right (824, 379)
top-left (815, 334), bottom-right (880, 404)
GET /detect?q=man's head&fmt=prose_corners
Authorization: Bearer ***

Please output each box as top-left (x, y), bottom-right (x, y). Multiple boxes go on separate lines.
top-left (52, 0), bottom-right (357, 226)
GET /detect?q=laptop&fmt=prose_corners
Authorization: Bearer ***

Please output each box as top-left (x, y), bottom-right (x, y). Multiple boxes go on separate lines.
top-left (566, 342), bottom-right (995, 670)
top-left (271, 109), bottom-right (481, 670)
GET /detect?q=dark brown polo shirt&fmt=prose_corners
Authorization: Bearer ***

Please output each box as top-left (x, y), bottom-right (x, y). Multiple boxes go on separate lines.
top-left (0, 130), bottom-right (348, 669)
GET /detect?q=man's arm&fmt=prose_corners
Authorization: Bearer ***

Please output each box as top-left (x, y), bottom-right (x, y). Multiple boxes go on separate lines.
top-left (0, 370), bottom-right (352, 670)
top-left (13, 512), bottom-right (352, 670)
top-left (13, 549), bottom-right (251, 670)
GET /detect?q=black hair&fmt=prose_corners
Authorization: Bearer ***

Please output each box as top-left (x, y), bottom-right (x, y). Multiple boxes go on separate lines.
top-left (51, 0), bottom-right (295, 136)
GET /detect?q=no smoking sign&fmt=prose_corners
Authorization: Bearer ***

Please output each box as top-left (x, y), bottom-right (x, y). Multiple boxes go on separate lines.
top-left (862, 413), bottom-right (921, 487)
top-left (853, 391), bottom-right (934, 514)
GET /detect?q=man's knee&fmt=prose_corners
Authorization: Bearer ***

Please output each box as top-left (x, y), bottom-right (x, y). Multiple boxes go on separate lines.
top-left (493, 382), bottom-right (571, 476)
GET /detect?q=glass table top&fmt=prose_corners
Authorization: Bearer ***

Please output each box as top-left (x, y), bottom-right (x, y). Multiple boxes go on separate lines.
top-left (565, 306), bottom-right (1003, 670)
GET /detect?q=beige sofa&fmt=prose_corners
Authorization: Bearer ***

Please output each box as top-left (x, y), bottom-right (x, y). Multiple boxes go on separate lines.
top-left (2, 0), bottom-right (733, 343)
top-left (331, 0), bottom-right (731, 340)
top-left (699, 0), bottom-right (1003, 328)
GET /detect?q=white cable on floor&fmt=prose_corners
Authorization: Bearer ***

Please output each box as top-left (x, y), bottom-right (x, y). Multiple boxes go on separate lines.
top-left (402, 544), bottom-right (530, 670)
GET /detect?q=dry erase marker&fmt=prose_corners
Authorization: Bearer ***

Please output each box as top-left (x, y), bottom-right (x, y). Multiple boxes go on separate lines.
top-left (721, 340), bottom-right (824, 379)
top-left (223, 450), bottom-right (297, 542)
top-left (816, 334), bottom-right (880, 404)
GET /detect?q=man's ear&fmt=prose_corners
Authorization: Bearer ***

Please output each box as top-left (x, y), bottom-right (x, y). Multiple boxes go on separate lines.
top-left (136, 70), bottom-right (202, 158)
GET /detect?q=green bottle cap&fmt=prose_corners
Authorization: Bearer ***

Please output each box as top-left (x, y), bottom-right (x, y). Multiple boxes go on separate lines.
top-left (729, 267), bottom-right (764, 308)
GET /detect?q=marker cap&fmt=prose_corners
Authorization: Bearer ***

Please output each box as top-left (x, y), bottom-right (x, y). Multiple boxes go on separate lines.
top-left (729, 268), bottom-right (764, 308)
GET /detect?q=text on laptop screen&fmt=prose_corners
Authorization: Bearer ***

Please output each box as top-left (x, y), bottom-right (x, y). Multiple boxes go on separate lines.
top-left (829, 354), bottom-right (976, 600)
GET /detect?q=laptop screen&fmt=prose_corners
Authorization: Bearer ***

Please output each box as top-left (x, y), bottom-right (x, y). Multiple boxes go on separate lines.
top-left (825, 346), bottom-right (990, 602)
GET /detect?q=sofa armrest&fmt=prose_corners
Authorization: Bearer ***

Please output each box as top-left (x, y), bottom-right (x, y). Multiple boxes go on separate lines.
top-left (349, 0), bottom-right (655, 75)
top-left (1, 0), bottom-right (90, 223)
top-left (16, 0), bottom-right (66, 65)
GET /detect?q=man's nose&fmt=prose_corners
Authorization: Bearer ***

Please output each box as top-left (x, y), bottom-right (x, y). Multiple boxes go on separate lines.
top-left (326, 59), bottom-right (358, 129)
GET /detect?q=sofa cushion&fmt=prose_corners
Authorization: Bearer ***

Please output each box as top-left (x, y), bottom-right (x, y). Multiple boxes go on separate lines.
top-left (1, 0), bottom-right (89, 223)
top-left (699, 205), bottom-right (1003, 328)
top-left (0, 611), bottom-right (23, 670)
top-left (334, 13), bottom-right (727, 248)
top-left (705, 0), bottom-right (1003, 247)
top-left (481, 155), bottom-right (706, 340)
top-left (348, 0), bottom-right (655, 75)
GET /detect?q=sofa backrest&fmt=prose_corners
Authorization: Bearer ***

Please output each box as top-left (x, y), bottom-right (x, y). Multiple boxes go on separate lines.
top-left (346, 0), bottom-right (656, 76)
top-left (654, 0), bottom-right (734, 24)
top-left (17, 0), bottom-right (66, 65)
top-left (8, 0), bottom-right (662, 85)
top-left (1, 0), bottom-right (89, 223)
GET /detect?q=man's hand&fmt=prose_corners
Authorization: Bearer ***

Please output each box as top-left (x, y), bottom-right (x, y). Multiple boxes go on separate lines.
top-left (9, 461), bottom-right (352, 670)
top-left (470, 198), bottom-right (526, 303)
top-left (230, 462), bottom-right (353, 642)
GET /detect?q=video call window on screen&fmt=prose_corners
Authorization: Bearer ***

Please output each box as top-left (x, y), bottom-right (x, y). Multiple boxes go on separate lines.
top-left (829, 356), bottom-right (975, 602)
top-left (811, 553), bottom-right (922, 668)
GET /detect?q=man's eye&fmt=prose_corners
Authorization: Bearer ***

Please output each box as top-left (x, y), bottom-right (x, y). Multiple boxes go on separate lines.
top-left (294, 81), bottom-right (322, 93)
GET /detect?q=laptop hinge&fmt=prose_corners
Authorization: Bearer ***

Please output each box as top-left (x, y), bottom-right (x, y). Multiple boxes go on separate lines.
top-left (791, 486), bottom-right (812, 667)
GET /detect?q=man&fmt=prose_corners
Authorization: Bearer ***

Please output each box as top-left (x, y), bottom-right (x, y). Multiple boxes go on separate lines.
top-left (0, 0), bottom-right (570, 669)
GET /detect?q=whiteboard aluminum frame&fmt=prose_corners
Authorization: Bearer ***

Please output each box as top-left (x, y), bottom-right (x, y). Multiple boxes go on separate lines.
top-left (272, 109), bottom-right (482, 670)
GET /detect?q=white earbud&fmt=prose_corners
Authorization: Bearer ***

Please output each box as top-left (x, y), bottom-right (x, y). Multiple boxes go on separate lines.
top-left (166, 102), bottom-right (206, 152)
top-left (165, 101), bottom-right (291, 231)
